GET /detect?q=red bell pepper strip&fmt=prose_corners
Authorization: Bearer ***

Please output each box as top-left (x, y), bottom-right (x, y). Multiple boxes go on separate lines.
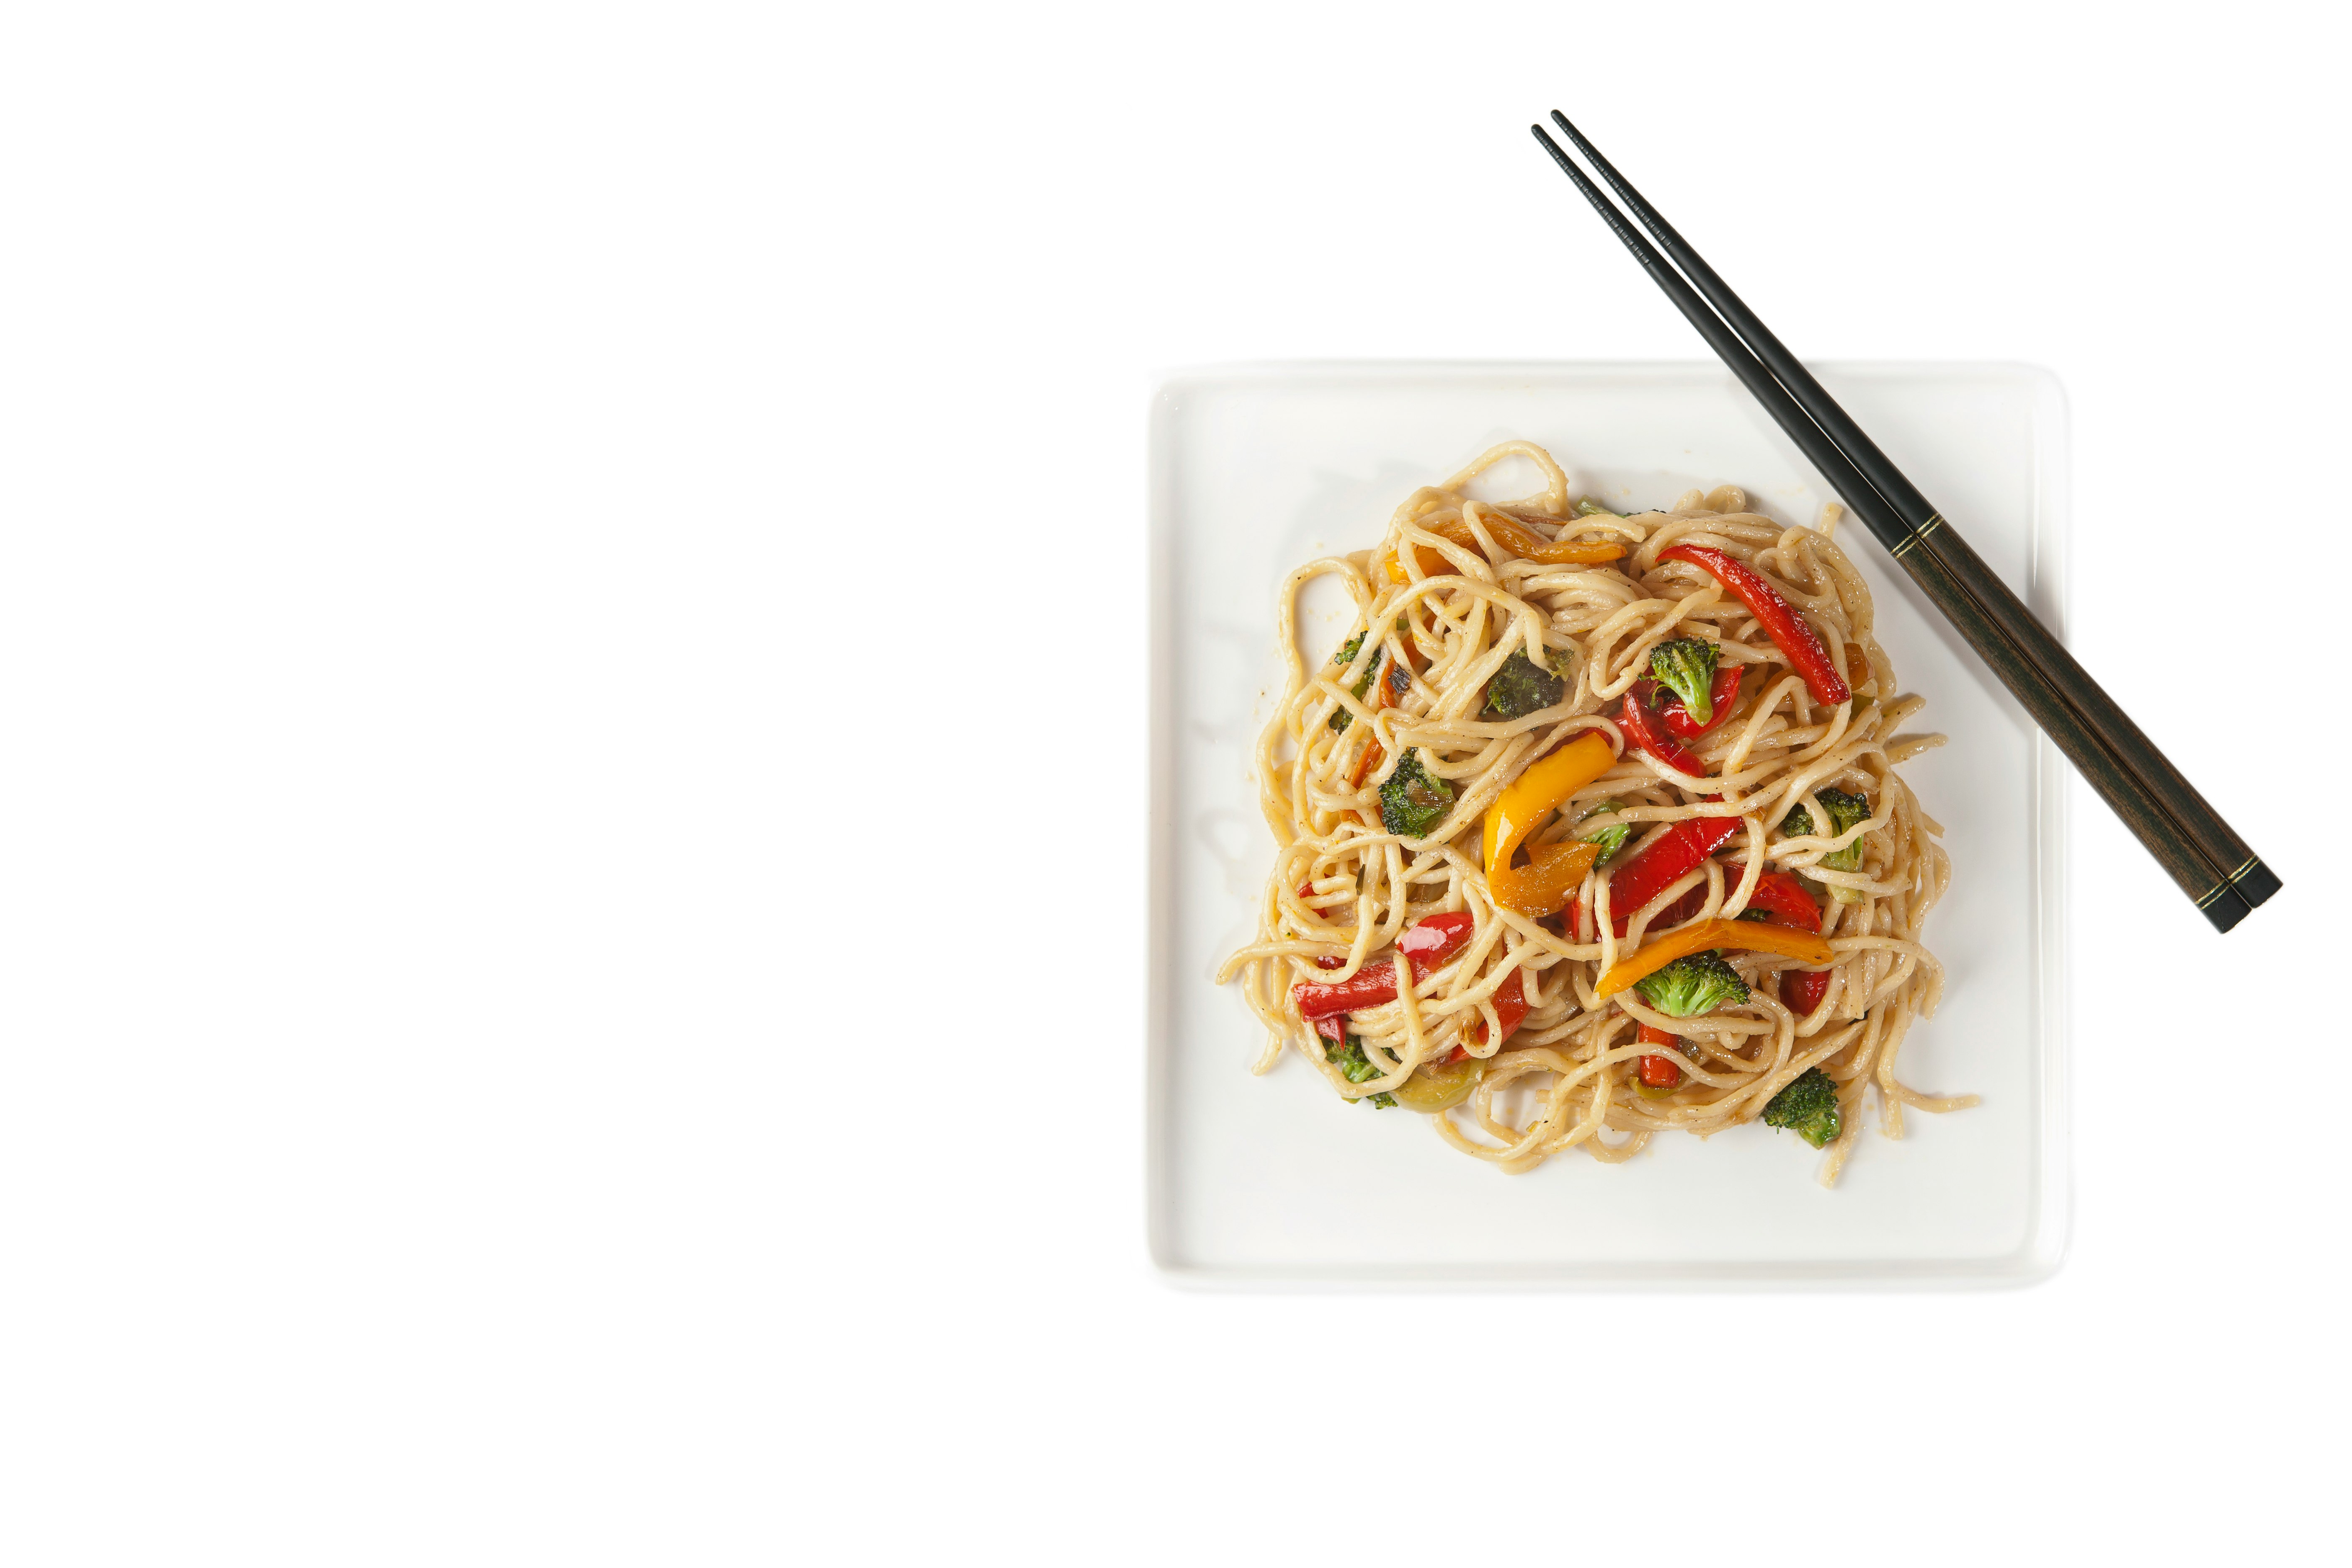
top-left (1439, 966), bottom-right (1534, 1065)
top-left (1617, 685), bottom-right (1706, 777)
top-left (1648, 665), bottom-right (1746, 741)
top-left (1298, 965), bottom-right (1403, 1020)
top-left (1469, 969), bottom-right (1529, 1047)
top-left (1724, 865), bottom-right (1822, 931)
top-left (1781, 967), bottom-right (1832, 1016)
top-left (1636, 1021), bottom-right (1682, 1088)
top-left (1292, 910), bottom-right (1477, 1020)
top-left (1720, 864), bottom-right (1832, 1010)
top-left (1658, 545), bottom-right (1851, 707)
top-left (1395, 911), bottom-right (1475, 962)
top-left (1599, 817), bottom-right (1742, 935)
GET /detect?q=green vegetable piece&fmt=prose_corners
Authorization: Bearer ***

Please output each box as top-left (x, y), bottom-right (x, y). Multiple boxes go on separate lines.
top-left (1761, 1066), bottom-right (1844, 1148)
top-left (1482, 646), bottom-right (1570, 720)
top-left (1326, 622), bottom-right (1410, 732)
top-left (1327, 630), bottom-right (1376, 733)
top-left (1648, 637), bottom-right (1720, 727)
top-left (1783, 788), bottom-right (1873, 903)
top-left (1632, 950), bottom-right (1750, 1019)
top-left (1393, 1054), bottom-right (1482, 1113)
top-left (1378, 748), bottom-right (1455, 839)
top-left (1326, 1032), bottom-right (1399, 1108)
top-left (1578, 799), bottom-right (1633, 864)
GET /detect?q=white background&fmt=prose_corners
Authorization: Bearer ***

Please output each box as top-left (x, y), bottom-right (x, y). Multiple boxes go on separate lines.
top-left (0, 2), bottom-right (2338, 1563)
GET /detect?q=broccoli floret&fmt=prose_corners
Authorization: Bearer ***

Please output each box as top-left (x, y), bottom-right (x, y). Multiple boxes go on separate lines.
top-left (1327, 1032), bottom-right (1399, 1108)
top-left (1632, 950), bottom-right (1750, 1018)
top-left (1782, 788), bottom-right (1873, 903)
top-left (1578, 799), bottom-right (1633, 863)
top-left (1482, 645), bottom-right (1571, 720)
top-left (1781, 789), bottom-right (1872, 863)
top-left (1327, 621), bottom-right (1411, 732)
top-left (1379, 748), bottom-right (1456, 838)
top-left (1813, 789), bottom-right (1872, 866)
top-left (1761, 1066), bottom-right (1843, 1148)
top-left (1648, 636), bottom-right (1720, 726)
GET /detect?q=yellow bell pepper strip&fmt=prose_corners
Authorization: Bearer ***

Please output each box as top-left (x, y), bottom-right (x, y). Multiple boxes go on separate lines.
top-left (1482, 731), bottom-right (1615, 917)
top-left (1593, 918), bottom-right (1834, 1000)
top-left (1483, 732), bottom-right (1616, 870)
top-left (1385, 512), bottom-right (1627, 582)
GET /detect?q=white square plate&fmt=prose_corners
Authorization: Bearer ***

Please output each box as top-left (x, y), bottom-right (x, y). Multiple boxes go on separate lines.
top-left (1146, 362), bottom-right (2069, 1288)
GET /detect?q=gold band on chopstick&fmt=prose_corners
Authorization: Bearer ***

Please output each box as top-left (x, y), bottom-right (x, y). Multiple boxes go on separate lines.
top-left (2193, 859), bottom-right (2264, 912)
top-left (1888, 513), bottom-right (1946, 560)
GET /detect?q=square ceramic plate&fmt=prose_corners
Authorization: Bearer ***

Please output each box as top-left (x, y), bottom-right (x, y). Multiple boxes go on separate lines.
top-left (1145, 362), bottom-right (2069, 1288)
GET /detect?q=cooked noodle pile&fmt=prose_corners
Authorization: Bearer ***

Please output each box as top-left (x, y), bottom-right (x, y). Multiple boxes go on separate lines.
top-left (1216, 441), bottom-right (1974, 1186)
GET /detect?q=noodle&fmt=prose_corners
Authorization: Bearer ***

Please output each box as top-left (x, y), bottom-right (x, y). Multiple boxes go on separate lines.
top-left (1216, 443), bottom-right (1975, 1186)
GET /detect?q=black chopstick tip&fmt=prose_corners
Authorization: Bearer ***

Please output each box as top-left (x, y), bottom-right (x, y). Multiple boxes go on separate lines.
top-left (2233, 859), bottom-right (2282, 909)
top-left (2201, 890), bottom-right (2253, 935)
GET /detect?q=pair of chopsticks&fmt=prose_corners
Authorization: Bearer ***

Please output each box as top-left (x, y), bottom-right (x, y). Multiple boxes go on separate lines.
top-left (1530, 111), bottom-right (2277, 934)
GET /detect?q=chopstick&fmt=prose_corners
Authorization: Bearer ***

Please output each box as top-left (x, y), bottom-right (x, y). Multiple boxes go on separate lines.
top-left (1530, 113), bottom-right (2278, 933)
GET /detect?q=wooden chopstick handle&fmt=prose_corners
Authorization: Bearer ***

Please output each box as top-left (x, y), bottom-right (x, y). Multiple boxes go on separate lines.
top-left (1892, 523), bottom-right (2269, 930)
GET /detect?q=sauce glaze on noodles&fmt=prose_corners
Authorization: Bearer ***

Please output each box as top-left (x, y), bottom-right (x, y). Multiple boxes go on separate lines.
top-left (1216, 442), bottom-right (1975, 1186)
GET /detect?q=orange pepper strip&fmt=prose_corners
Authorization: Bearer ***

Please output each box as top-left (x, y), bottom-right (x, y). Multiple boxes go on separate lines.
top-left (1482, 732), bottom-right (1615, 918)
top-left (1491, 839), bottom-right (1599, 918)
top-left (1385, 514), bottom-right (1626, 582)
top-left (1593, 918), bottom-right (1834, 1000)
top-left (1526, 538), bottom-right (1628, 567)
top-left (1498, 511), bottom-right (1632, 567)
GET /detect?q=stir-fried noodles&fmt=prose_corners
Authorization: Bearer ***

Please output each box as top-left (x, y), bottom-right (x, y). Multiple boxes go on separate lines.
top-left (1216, 441), bottom-right (1974, 1186)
